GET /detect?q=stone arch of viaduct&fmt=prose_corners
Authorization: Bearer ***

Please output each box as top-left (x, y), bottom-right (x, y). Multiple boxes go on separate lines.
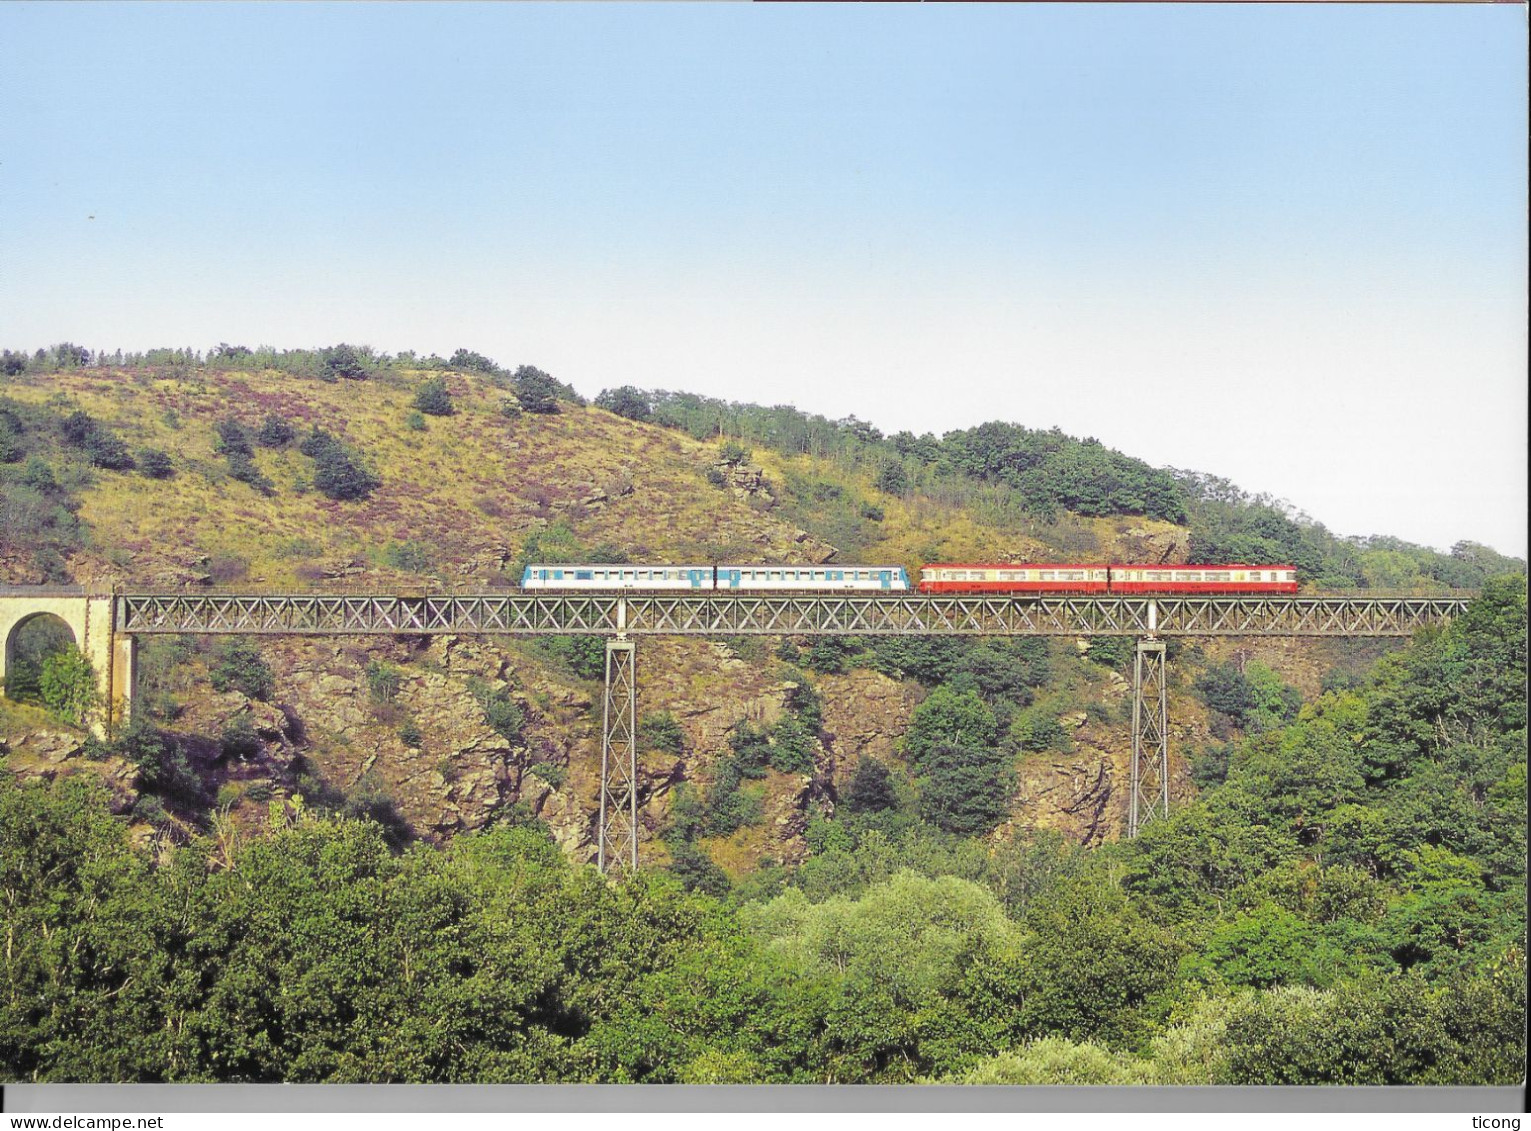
top-left (0, 590), bottom-right (135, 735)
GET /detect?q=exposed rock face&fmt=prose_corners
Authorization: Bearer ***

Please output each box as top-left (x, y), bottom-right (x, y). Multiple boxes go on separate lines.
top-left (1108, 525), bottom-right (1190, 565)
top-left (0, 727), bottom-right (139, 814)
top-left (819, 668), bottom-right (917, 791)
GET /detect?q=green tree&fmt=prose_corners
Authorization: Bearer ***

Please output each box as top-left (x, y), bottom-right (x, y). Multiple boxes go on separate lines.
top-left (208, 638), bottom-right (274, 700)
top-left (903, 686), bottom-right (998, 767)
top-left (138, 448), bottom-right (174, 478)
top-left (256, 414), bottom-right (295, 447)
top-left (513, 365), bottom-right (562, 414)
top-left (845, 758), bottom-right (897, 814)
top-left (918, 742), bottom-right (1014, 836)
top-left (312, 443), bottom-right (379, 501)
top-left (321, 343), bottom-right (371, 381)
top-left (873, 461), bottom-right (908, 495)
top-left (412, 377), bottom-right (454, 416)
top-left (39, 644), bottom-right (98, 726)
top-left (594, 386), bottom-right (652, 421)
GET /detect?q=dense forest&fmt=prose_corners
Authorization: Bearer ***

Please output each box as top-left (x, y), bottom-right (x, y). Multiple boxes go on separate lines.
top-left (2, 579), bottom-right (1523, 1084)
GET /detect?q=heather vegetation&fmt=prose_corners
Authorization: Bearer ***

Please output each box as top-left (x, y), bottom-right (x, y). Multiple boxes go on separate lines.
top-left (0, 347), bottom-right (1524, 1084)
top-left (1, 581), bottom-right (1521, 1083)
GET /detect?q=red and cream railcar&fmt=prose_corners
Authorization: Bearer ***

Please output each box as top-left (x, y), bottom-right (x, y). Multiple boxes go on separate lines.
top-left (917, 564), bottom-right (1110, 594)
top-left (1107, 565), bottom-right (1298, 594)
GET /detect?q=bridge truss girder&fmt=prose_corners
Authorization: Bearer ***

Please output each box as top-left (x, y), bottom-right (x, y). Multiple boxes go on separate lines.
top-left (117, 593), bottom-right (1469, 638)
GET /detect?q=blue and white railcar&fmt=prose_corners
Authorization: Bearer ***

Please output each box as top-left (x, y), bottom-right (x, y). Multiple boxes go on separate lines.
top-left (720, 565), bottom-right (909, 591)
top-left (521, 564), bottom-right (714, 590)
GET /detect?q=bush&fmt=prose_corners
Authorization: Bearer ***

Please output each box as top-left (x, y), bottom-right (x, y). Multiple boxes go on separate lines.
top-left (321, 343), bottom-right (371, 381)
top-left (846, 758), bottom-right (898, 814)
top-left (39, 644), bottom-right (98, 727)
top-left (226, 451), bottom-right (274, 495)
top-left (769, 714), bottom-right (817, 774)
top-left (874, 461), bottom-right (909, 495)
top-left (398, 720), bottom-right (423, 748)
top-left (704, 467), bottom-right (729, 489)
top-left (138, 448), bottom-right (174, 479)
top-left (413, 377), bottom-right (454, 417)
top-left (448, 348), bottom-right (502, 375)
top-left (595, 386), bottom-right (652, 421)
top-left (311, 443), bottom-right (379, 501)
top-left (365, 660), bottom-right (403, 703)
top-left (1012, 707), bottom-right (1073, 754)
top-left (514, 365), bottom-right (562, 414)
top-left (384, 541), bottom-right (431, 573)
top-left (60, 410), bottom-right (95, 446)
top-left (638, 711), bottom-right (686, 755)
top-left (220, 714), bottom-right (262, 760)
top-left (404, 411), bottom-right (426, 432)
top-left (215, 418), bottom-right (254, 458)
top-left (470, 681), bottom-right (525, 744)
top-left (918, 741), bottom-right (1015, 835)
top-left (718, 439), bottom-right (751, 465)
top-left (255, 414), bottom-right (295, 447)
top-left (208, 638), bottom-right (274, 700)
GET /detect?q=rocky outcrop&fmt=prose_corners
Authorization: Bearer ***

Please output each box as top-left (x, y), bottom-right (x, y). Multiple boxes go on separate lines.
top-left (0, 727), bottom-right (139, 814)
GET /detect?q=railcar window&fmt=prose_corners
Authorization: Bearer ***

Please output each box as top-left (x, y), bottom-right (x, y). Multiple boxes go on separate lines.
top-left (1039, 571), bottom-right (1055, 581)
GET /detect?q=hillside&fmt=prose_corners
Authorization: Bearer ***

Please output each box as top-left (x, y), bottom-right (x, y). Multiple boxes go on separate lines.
top-left (0, 353), bottom-right (1517, 869)
top-left (0, 351), bottom-right (1523, 1086)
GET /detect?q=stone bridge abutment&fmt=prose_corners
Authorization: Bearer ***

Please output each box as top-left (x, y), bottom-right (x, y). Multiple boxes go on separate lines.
top-left (0, 590), bottom-right (134, 735)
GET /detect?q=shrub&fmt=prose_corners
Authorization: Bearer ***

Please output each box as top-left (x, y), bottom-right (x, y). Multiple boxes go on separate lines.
top-left (470, 681), bottom-right (525, 744)
top-left (768, 714), bottom-right (817, 774)
top-left (39, 644), bottom-right (98, 727)
top-left (220, 714), bottom-right (262, 760)
top-left (138, 448), bottom-right (174, 479)
top-left (255, 414), bottom-right (295, 447)
top-left (704, 467), bottom-right (729, 489)
top-left (595, 386), bottom-right (652, 421)
top-left (513, 365), bottom-right (562, 414)
top-left (845, 757), bottom-right (898, 813)
top-left (1012, 707), bottom-right (1073, 754)
top-left (412, 377), bottom-right (454, 416)
top-left (448, 348), bottom-right (501, 375)
top-left (874, 461), bottom-right (909, 495)
top-left (60, 410), bottom-right (95, 446)
top-left (321, 343), bottom-right (371, 381)
top-left (638, 711), bottom-right (686, 755)
top-left (499, 398), bottom-right (522, 418)
top-left (215, 418), bottom-right (255, 458)
top-left (919, 741), bottom-right (1016, 836)
top-left (526, 761), bottom-right (567, 787)
top-left (365, 660), bottom-right (403, 703)
top-left (718, 439), bottom-right (750, 465)
top-left (398, 720), bottom-right (423, 748)
top-left (208, 638), bottom-right (274, 700)
top-left (384, 541), bottom-right (431, 573)
top-left (226, 451), bottom-right (274, 494)
top-left (312, 443), bottom-right (379, 501)
top-left (404, 411), bottom-right (426, 432)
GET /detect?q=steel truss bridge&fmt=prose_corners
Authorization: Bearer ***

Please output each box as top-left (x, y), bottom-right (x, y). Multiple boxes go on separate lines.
top-left (1, 587), bottom-right (1474, 873)
top-left (115, 592), bottom-right (1470, 639)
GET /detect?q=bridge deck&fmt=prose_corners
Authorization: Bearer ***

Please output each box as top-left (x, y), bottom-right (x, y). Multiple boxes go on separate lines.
top-left (112, 592), bottom-right (1472, 637)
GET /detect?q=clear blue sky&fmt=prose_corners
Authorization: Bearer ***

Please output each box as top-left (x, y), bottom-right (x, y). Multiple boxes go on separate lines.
top-left (2, 3), bottom-right (1525, 556)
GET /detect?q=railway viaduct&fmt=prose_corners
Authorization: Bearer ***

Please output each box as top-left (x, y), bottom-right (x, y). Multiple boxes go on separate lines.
top-left (0, 586), bottom-right (1473, 871)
